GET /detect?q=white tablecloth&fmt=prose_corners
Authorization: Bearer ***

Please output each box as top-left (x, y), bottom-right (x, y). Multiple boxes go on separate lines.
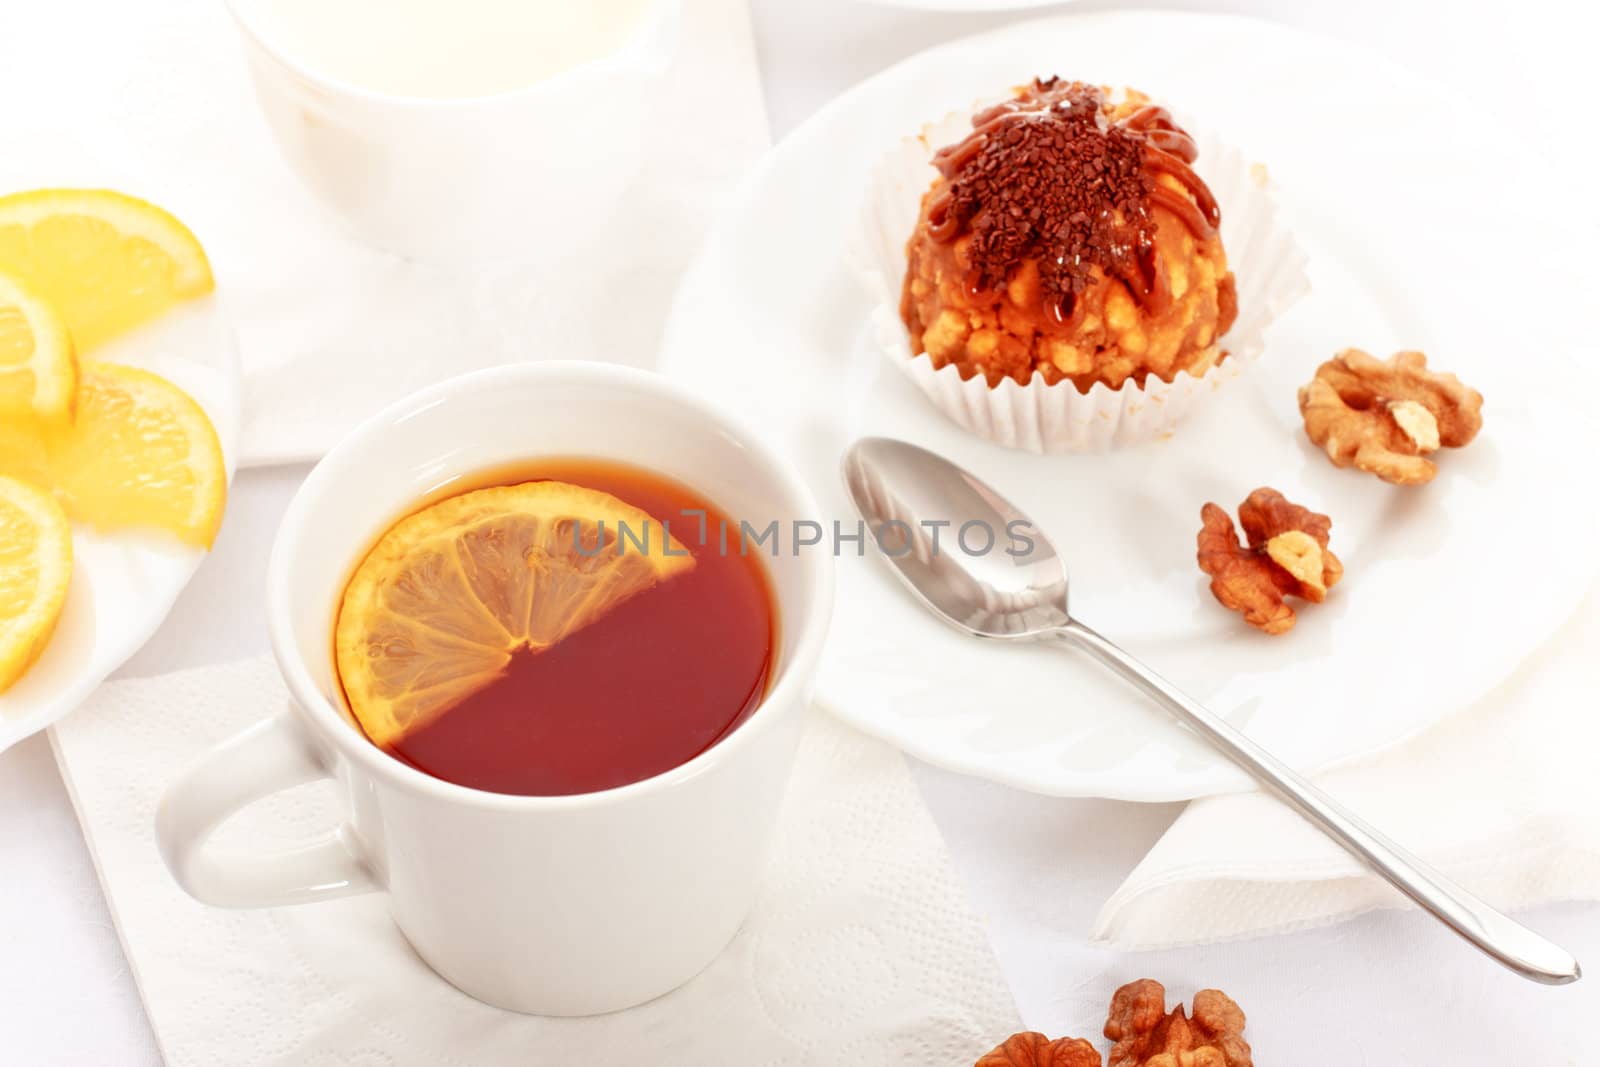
top-left (4, 1), bottom-right (1597, 1062)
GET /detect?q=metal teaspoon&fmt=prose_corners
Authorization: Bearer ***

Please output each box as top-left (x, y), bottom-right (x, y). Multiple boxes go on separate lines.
top-left (840, 435), bottom-right (1579, 985)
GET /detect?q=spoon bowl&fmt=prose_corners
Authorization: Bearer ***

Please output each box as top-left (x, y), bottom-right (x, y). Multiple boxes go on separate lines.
top-left (841, 437), bottom-right (1069, 638)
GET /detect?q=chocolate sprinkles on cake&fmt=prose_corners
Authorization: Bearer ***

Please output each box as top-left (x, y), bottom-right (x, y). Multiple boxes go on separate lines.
top-left (925, 78), bottom-right (1217, 319)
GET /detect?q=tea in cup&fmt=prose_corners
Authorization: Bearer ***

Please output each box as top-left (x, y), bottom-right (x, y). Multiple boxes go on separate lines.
top-left (335, 457), bottom-right (777, 797)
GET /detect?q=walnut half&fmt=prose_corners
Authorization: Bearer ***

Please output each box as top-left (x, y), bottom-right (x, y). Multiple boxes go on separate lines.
top-left (1298, 348), bottom-right (1483, 485)
top-left (977, 1032), bottom-right (1102, 1067)
top-left (1105, 979), bottom-right (1252, 1067)
top-left (1197, 488), bottom-right (1343, 635)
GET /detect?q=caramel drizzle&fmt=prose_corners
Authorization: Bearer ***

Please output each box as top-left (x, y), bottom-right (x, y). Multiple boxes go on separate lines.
top-left (923, 93), bottom-right (1221, 315)
top-left (924, 106), bottom-right (1046, 242)
top-left (1120, 105), bottom-right (1220, 240)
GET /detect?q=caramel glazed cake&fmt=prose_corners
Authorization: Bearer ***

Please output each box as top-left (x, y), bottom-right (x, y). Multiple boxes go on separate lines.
top-left (901, 78), bottom-right (1238, 392)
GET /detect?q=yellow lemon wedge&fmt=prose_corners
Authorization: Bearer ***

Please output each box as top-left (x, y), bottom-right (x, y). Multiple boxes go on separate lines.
top-left (0, 189), bottom-right (213, 352)
top-left (14, 363), bottom-right (227, 548)
top-left (0, 271), bottom-right (76, 422)
top-left (0, 476), bottom-right (72, 694)
top-left (336, 481), bottom-right (696, 748)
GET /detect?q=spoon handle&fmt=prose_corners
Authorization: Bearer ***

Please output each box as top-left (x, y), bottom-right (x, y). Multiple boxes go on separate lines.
top-left (1053, 619), bottom-right (1581, 985)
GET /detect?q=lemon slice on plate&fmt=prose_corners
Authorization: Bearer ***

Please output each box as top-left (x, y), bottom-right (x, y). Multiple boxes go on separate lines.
top-left (0, 189), bottom-right (213, 352)
top-left (336, 481), bottom-right (696, 748)
top-left (0, 271), bottom-right (76, 422)
top-left (0, 363), bottom-right (227, 548)
top-left (0, 476), bottom-right (72, 693)
top-left (47, 363), bottom-right (227, 548)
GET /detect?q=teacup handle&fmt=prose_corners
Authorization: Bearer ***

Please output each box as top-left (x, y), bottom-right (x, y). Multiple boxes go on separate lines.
top-left (156, 709), bottom-right (379, 908)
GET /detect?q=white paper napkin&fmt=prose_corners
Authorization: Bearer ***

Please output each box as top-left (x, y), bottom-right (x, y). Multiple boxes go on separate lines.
top-left (1091, 582), bottom-right (1600, 949)
top-left (1, 0), bottom-right (771, 467)
top-left (50, 656), bottom-right (1019, 1066)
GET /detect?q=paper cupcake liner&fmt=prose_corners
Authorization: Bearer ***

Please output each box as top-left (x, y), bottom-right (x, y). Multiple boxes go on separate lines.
top-left (855, 105), bottom-right (1311, 453)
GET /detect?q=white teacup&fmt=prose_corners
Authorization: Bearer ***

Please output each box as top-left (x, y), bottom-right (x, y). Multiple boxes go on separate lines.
top-left (156, 362), bottom-right (833, 1016)
top-left (223, 0), bottom-right (680, 263)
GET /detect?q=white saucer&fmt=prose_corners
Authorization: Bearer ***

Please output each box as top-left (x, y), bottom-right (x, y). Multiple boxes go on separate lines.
top-left (659, 12), bottom-right (1597, 800)
top-left (0, 295), bottom-right (240, 753)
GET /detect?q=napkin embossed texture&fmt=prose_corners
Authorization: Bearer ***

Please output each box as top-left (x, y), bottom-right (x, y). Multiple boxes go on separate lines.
top-left (0, 0), bottom-right (771, 466)
top-left (51, 656), bottom-right (1019, 1066)
top-left (1092, 584), bottom-right (1600, 948)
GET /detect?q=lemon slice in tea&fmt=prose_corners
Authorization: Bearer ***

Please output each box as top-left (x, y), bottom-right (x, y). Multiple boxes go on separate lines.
top-left (336, 480), bottom-right (696, 748)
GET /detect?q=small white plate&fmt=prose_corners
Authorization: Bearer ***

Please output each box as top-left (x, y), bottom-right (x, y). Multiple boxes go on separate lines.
top-left (659, 12), bottom-right (1597, 800)
top-left (0, 296), bottom-right (240, 753)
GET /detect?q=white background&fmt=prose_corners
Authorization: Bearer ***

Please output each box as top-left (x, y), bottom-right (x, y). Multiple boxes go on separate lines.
top-left (2, 1), bottom-right (1596, 1062)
